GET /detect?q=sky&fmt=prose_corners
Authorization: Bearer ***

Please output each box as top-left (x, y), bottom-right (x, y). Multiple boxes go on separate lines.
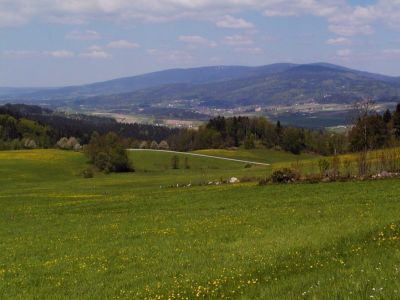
top-left (1, 0), bottom-right (400, 87)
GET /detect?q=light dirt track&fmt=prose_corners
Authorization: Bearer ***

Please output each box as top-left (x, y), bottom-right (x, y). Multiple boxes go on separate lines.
top-left (127, 149), bottom-right (271, 166)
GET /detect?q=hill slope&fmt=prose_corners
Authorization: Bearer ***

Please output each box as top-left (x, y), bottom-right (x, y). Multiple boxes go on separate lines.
top-left (73, 64), bottom-right (400, 108)
top-left (0, 64), bottom-right (296, 101)
top-left (2, 63), bottom-right (400, 109)
top-left (1, 149), bottom-right (400, 298)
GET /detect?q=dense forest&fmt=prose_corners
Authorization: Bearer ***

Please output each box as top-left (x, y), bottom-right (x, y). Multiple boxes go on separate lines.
top-left (167, 102), bottom-right (400, 155)
top-left (167, 116), bottom-right (346, 155)
top-left (0, 104), bottom-right (177, 150)
top-left (2, 102), bottom-right (400, 156)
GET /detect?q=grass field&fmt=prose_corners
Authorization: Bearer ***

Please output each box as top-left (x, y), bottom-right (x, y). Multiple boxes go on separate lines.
top-left (1, 149), bottom-right (400, 299)
top-left (193, 148), bottom-right (319, 164)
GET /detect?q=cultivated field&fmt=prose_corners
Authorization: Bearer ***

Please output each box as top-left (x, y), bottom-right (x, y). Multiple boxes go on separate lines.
top-left (1, 150), bottom-right (400, 299)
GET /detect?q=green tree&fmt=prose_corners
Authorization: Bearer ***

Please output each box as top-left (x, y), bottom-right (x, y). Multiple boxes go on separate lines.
top-left (349, 115), bottom-right (389, 152)
top-left (281, 127), bottom-right (305, 154)
top-left (171, 155), bottom-right (180, 169)
top-left (383, 109), bottom-right (392, 123)
top-left (244, 134), bottom-right (255, 149)
top-left (85, 132), bottom-right (133, 173)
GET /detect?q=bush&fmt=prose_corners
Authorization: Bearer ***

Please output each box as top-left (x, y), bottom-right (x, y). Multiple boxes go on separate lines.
top-left (244, 134), bottom-right (255, 149)
top-left (139, 141), bottom-right (148, 149)
top-left (184, 157), bottom-right (190, 169)
top-left (150, 141), bottom-right (159, 149)
top-left (318, 159), bottom-right (330, 177)
top-left (244, 163), bottom-right (252, 168)
top-left (270, 168), bottom-right (298, 184)
top-left (57, 136), bottom-right (81, 150)
top-left (240, 176), bottom-right (258, 183)
top-left (158, 140), bottom-right (170, 150)
top-left (57, 137), bottom-right (69, 149)
top-left (281, 128), bottom-right (305, 154)
top-left (342, 159), bottom-right (352, 178)
top-left (330, 156), bottom-right (341, 179)
top-left (171, 155), bottom-right (180, 169)
top-left (303, 173), bottom-right (322, 184)
top-left (357, 151), bottom-right (370, 177)
top-left (80, 168), bottom-right (94, 178)
top-left (23, 138), bottom-right (37, 149)
top-left (85, 132), bottom-right (134, 173)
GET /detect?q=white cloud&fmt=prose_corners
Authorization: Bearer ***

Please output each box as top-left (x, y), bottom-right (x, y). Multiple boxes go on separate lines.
top-left (0, 0), bottom-right (399, 39)
top-left (328, 24), bottom-right (373, 37)
top-left (326, 37), bottom-right (351, 46)
top-left (65, 30), bottom-right (101, 40)
top-left (263, 1), bottom-right (340, 17)
top-left (216, 15), bottom-right (254, 29)
top-left (234, 47), bottom-right (264, 55)
top-left (223, 35), bottom-right (253, 46)
top-left (337, 49), bottom-right (352, 57)
top-left (3, 49), bottom-right (75, 59)
top-left (2, 50), bottom-right (38, 58)
top-left (178, 35), bottom-right (217, 47)
top-left (80, 46), bottom-right (110, 59)
top-left (147, 49), bottom-right (193, 63)
top-left (374, 0), bottom-right (400, 30)
top-left (383, 49), bottom-right (400, 55)
top-left (327, 5), bottom-right (376, 36)
top-left (87, 45), bottom-right (103, 51)
top-left (45, 50), bottom-right (75, 58)
top-left (107, 40), bottom-right (140, 49)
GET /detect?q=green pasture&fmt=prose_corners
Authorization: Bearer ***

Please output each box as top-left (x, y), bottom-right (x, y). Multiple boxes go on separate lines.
top-left (0, 149), bottom-right (399, 299)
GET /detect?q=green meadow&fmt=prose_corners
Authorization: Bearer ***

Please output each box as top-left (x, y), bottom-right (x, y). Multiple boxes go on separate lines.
top-left (1, 149), bottom-right (400, 299)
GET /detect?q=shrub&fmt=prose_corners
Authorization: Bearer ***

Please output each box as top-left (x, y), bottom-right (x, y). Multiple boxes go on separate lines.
top-left (94, 152), bottom-right (113, 173)
top-left (281, 128), bottom-right (305, 154)
top-left (171, 155), bottom-right (180, 169)
top-left (184, 157), bottom-right (190, 169)
top-left (244, 163), bottom-right (252, 168)
top-left (80, 168), bottom-right (94, 178)
top-left (244, 134), bottom-right (255, 149)
top-left (57, 136), bottom-right (81, 150)
top-left (330, 156), bottom-right (341, 179)
top-left (158, 140), bottom-right (170, 150)
top-left (258, 178), bottom-right (269, 186)
top-left (303, 173), bottom-right (322, 184)
top-left (150, 141), bottom-right (159, 149)
top-left (240, 176), bottom-right (258, 183)
top-left (270, 168), bottom-right (298, 184)
top-left (85, 132), bottom-right (134, 173)
top-left (57, 137), bottom-right (69, 149)
top-left (23, 138), bottom-right (37, 149)
top-left (318, 159), bottom-right (330, 177)
top-left (139, 141), bottom-right (148, 149)
top-left (67, 137), bottom-right (80, 150)
top-left (342, 159), bottom-right (353, 178)
top-left (357, 151), bottom-right (370, 177)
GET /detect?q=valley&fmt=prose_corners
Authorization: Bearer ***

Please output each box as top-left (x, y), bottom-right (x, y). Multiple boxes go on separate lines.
top-left (2, 63), bottom-right (400, 129)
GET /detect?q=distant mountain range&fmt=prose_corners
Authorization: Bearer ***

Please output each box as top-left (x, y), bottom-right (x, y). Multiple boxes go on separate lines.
top-left (2, 63), bottom-right (400, 109)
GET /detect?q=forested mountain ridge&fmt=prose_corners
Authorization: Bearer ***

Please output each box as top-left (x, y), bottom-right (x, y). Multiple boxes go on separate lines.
top-left (0, 64), bottom-right (296, 100)
top-left (2, 63), bottom-right (400, 109)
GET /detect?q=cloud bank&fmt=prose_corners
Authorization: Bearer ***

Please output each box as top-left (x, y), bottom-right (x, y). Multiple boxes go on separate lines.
top-left (1, 0), bottom-right (399, 37)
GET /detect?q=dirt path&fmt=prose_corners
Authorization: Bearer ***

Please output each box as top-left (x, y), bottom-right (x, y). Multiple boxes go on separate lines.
top-left (127, 149), bottom-right (271, 166)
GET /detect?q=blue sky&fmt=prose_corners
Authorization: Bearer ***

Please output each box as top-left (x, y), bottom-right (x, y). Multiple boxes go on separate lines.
top-left (1, 0), bottom-right (400, 87)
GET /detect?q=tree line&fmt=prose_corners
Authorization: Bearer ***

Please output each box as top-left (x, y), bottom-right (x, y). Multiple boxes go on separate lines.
top-left (0, 104), bottom-right (178, 150)
top-left (166, 102), bottom-right (400, 155)
top-left (167, 116), bottom-right (346, 155)
top-left (348, 102), bottom-right (400, 152)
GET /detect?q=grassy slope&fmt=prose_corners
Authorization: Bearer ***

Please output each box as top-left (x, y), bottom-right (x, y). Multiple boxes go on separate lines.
top-left (193, 148), bottom-right (319, 164)
top-left (0, 150), bottom-right (399, 299)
